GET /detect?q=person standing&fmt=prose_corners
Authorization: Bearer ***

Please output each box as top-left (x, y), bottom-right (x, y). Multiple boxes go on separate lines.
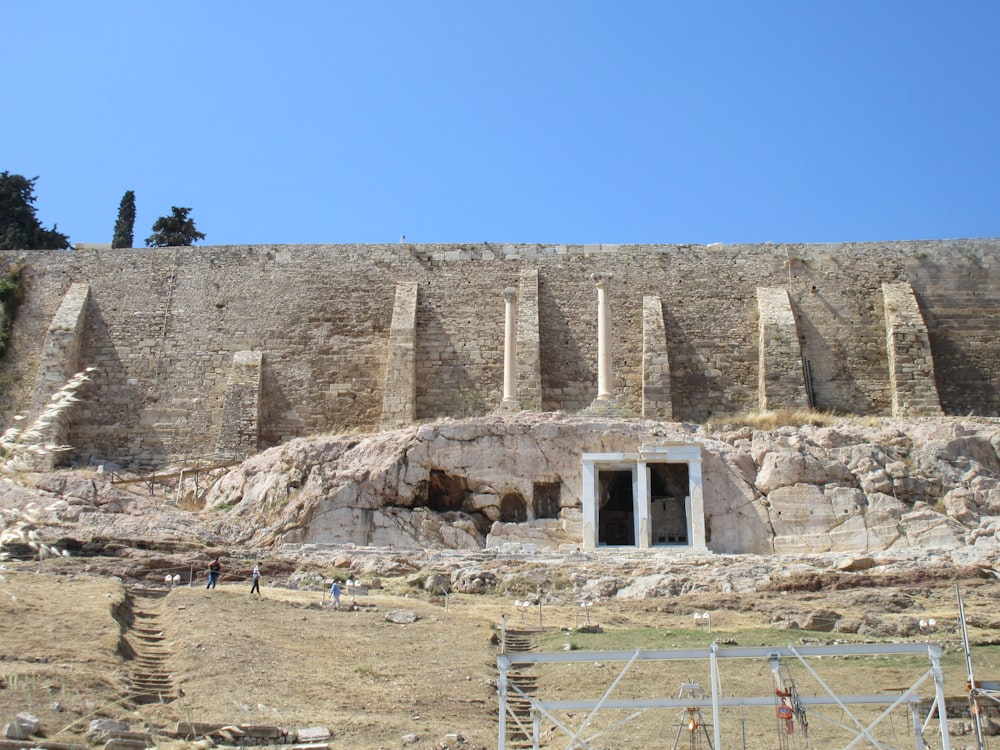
top-left (206, 558), bottom-right (221, 589)
top-left (250, 563), bottom-right (261, 595)
top-left (331, 580), bottom-right (342, 608)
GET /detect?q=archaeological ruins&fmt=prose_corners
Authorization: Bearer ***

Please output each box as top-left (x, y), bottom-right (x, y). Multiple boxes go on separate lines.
top-left (3, 239), bottom-right (999, 553)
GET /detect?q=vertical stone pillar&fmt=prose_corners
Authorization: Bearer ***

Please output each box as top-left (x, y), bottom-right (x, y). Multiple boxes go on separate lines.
top-left (635, 463), bottom-right (650, 548)
top-left (593, 273), bottom-right (613, 401)
top-left (26, 283), bottom-right (91, 469)
top-left (581, 456), bottom-right (598, 549)
top-left (501, 287), bottom-right (518, 406)
top-left (687, 456), bottom-right (707, 552)
top-left (215, 350), bottom-right (263, 460)
top-left (757, 287), bottom-right (809, 412)
top-left (882, 282), bottom-right (943, 416)
top-left (642, 295), bottom-right (673, 419)
top-left (516, 269), bottom-right (542, 411)
top-left (381, 281), bottom-right (419, 429)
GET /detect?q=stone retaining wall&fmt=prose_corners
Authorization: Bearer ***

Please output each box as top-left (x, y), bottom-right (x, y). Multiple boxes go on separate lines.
top-left (0, 239), bottom-right (998, 467)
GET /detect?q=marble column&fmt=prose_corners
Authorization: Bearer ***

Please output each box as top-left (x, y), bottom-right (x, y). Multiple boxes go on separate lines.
top-left (502, 287), bottom-right (517, 404)
top-left (593, 273), bottom-right (613, 400)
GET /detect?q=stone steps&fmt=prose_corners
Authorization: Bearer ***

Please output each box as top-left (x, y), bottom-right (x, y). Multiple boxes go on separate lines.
top-left (123, 587), bottom-right (178, 705)
top-left (498, 628), bottom-right (541, 746)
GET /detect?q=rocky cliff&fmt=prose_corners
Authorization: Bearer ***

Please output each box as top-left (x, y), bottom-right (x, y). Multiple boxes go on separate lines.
top-left (5, 413), bottom-right (1000, 564)
top-left (197, 413), bottom-right (1000, 555)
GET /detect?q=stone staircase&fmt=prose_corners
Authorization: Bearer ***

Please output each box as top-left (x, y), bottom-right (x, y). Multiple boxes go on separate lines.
top-left (500, 629), bottom-right (540, 750)
top-left (122, 587), bottom-right (178, 705)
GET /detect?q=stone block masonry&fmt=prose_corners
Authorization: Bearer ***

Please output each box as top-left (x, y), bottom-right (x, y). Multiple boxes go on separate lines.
top-left (381, 281), bottom-right (418, 429)
top-left (215, 350), bottom-right (264, 460)
top-left (756, 287), bottom-right (809, 411)
top-left (882, 282), bottom-right (942, 417)
top-left (516, 269), bottom-right (542, 410)
top-left (0, 239), bottom-right (997, 468)
top-left (641, 296), bottom-right (672, 419)
top-left (26, 282), bottom-right (89, 469)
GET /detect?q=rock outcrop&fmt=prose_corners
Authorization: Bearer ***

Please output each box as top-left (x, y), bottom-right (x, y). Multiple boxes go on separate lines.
top-left (6, 412), bottom-right (1000, 561)
top-left (197, 413), bottom-right (1000, 555)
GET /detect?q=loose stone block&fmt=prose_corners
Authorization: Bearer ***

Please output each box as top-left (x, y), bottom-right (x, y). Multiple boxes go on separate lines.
top-left (295, 726), bottom-right (332, 742)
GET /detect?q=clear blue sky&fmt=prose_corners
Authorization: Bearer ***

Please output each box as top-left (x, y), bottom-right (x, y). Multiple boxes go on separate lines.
top-left (4, 2), bottom-right (999, 247)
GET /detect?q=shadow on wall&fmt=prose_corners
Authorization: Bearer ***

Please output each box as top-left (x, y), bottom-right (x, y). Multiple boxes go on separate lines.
top-left (661, 304), bottom-right (710, 423)
top-left (923, 304), bottom-right (994, 415)
top-left (259, 357), bottom-right (300, 451)
top-left (910, 253), bottom-right (1000, 415)
top-left (70, 300), bottom-right (168, 467)
top-left (538, 277), bottom-right (593, 412)
top-left (415, 293), bottom-right (499, 420)
top-left (793, 296), bottom-right (873, 415)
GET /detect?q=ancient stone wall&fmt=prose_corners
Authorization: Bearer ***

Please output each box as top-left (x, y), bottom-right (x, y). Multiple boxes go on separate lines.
top-left (1, 239), bottom-right (998, 467)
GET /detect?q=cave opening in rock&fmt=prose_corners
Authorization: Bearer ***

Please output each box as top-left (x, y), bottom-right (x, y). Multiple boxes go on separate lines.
top-left (500, 492), bottom-right (527, 522)
top-left (423, 469), bottom-right (468, 512)
top-left (649, 463), bottom-right (690, 545)
top-left (533, 482), bottom-right (561, 519)
top-left (597, 469), bottom-right (635, 546)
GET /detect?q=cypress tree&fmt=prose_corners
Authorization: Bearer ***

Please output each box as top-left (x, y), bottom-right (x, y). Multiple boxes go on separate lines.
top-left (111, 190), bottom-right (136, 248)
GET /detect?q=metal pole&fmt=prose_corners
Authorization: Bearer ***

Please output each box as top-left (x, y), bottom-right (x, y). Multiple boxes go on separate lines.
top-left (957, 584), bottom-right (986, 750)
top-left (565, 648), bottom-right (642, 748)
top-left (790, 643), bottom-right (885, 746)
top-left (930, 645), bottom-right (953, 750)
top-left (710, 643), bottom-right (722, 750)
top-left (910, 703), bottom-right (923, 750)
top-left (498, 654), bottom-right (509, 750)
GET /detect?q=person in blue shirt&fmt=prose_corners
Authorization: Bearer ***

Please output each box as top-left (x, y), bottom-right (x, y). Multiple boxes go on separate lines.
top-left (206, 558), bottom-right (221, 589)
top-left (331, 580), bottom-right (342, 608)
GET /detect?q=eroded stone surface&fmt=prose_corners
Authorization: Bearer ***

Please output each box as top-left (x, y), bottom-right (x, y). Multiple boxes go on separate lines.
top-left (7, 413), bottom-right (1000, 563)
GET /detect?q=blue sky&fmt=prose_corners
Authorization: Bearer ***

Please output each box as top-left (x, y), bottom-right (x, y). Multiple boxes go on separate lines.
top-left (4, 2), bottom-right (999, 247)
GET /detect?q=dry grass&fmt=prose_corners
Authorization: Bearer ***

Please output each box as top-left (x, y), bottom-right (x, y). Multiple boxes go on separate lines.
top-left (706, 408), bottom-right (859, 430)
top-left (1, 563), bottom-right (998, 749)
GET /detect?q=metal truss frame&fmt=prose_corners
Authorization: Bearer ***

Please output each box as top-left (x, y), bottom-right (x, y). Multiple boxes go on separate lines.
top-left (497, 642), bottom-right (951, 750)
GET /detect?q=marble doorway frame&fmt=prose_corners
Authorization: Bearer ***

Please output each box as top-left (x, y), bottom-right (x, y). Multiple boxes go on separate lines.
top-left (581, 443), bottom-right (707, 551)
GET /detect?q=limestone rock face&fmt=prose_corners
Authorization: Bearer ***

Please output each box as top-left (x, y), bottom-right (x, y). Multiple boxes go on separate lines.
top-left (196, 413), bottom-right (1000, 555)
top-left (7, 413), bottom-right (1000, 559)
top-left (206, 414), bottom-right (708, 550)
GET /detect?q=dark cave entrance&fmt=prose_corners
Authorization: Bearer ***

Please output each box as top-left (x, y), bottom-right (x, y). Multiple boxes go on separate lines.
top-left (597, 469), bottom-right (635, 546)
top-left (533, 482), bottom-right (561, 519)
top-left (649, 463), bottom-right (690, 545)
top-left (500, 492), bottom-right (527, 522)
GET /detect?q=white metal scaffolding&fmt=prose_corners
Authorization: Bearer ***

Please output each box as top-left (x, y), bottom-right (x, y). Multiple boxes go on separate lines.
top-left (497, 642), bottom-right (952, 750)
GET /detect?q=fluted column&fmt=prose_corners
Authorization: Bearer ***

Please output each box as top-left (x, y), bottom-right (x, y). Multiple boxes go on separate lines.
top-left (593, 273), bottom-right (613, 400)
top-left (502, 287), bottom-right (517, 404)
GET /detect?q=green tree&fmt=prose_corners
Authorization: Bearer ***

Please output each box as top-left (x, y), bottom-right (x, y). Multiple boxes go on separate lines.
top-left (145, 206), bottom-right (205, 247)
top-left (0, 172), bottom-right (70, 251)
top-left (111, 190), bottom-right (136, 248)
